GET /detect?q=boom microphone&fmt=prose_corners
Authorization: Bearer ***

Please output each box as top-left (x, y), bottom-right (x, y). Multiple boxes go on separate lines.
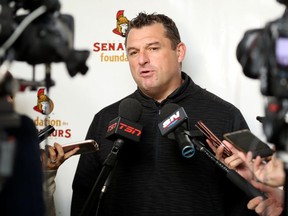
top-left (158, 103), bottom-right (195, 158)
top-left (106, 98), bottom-right (143, 145)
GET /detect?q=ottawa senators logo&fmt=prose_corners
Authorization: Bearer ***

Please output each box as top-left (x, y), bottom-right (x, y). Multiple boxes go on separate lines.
top-left (112, 10), bottom-right (130, 37)
top-left (33, 88), bottom-right (54, 115)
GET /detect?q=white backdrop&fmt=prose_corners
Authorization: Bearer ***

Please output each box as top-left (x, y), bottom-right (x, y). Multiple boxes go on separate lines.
top-left (9, 0), bottom-right (285, 215)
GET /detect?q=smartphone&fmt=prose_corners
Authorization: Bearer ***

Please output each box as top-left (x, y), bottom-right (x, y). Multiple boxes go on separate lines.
top-left (195, 120), bottom-right (232, 158)
top-left (61, 139), bottom-right (99, 155)
top-left (224, 129), bottom-right (274, 158)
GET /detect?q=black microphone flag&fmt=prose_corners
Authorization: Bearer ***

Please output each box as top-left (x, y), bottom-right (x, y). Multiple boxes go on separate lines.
top-left (158, 105), bottom-right (188, 138)
top-left (158, 103), bottom-right (195, 158)
top-left (106, 98), bottom-right (143, 143)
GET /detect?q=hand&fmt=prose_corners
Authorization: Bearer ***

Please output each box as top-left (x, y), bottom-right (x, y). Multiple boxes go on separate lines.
top-left (41, 142), bottom-right (80, 170)
top-left (247, 180), bottom-right (284, 216)
top-left (246, 152), bottom-right (284, 187)
top-left (206, 139), bottom-right (254, 181)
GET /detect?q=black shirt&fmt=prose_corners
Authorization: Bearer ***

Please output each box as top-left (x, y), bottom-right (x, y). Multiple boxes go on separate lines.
top-left (71, 72), bottom-right (256, 216)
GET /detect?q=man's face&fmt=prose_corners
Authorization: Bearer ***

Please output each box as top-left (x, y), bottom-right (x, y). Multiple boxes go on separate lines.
top-left (126, 23), bottom-right (185, 101)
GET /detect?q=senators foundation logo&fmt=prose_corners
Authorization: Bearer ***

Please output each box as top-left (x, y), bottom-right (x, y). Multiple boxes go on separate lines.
top-left (33, 88), bottom-right (72, 140)
top-left (92, 10), bottom-right (130, 62)
top-left (33, 88), bottom-right (54, 115)
top-left (112, 10), bottom-right (130, 37)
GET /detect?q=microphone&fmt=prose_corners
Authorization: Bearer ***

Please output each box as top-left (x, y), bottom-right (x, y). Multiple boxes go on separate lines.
top-left (105, 98), bottom-right (143, 146)
top-left (38, 125), bottom-right (55, 143)
top-left (79, 98), bottom-right (143, 216)
top-left (158, 105), bottom-right (267, 199)
top-left (158, 103), bottom-right (195, 158)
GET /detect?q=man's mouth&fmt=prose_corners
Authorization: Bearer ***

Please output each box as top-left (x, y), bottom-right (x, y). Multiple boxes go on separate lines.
top-left (140, 70), bottom-right (153, 77)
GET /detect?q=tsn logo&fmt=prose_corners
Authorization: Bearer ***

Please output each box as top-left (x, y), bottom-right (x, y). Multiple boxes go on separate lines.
top-left (162, 111), bottom-right (180, 129)
top-left (107, 122), bottom-right (142, 136)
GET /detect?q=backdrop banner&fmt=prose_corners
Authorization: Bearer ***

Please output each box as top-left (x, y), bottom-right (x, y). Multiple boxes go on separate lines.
top-left (9, 0), bottom-right (285, 215)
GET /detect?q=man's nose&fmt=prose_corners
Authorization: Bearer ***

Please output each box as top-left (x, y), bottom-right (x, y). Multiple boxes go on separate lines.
top-left (138, 51), bottom-right (149, 65)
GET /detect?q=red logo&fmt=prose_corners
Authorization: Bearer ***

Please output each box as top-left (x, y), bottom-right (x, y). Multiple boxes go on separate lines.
top-left (119, 122), bottom-right (141, 136)
top-left (112, 10), bottom-right (130, 37)
top-left (33, 88), bottom-right (54, 115)
top-left (107, 121), bottom-right (142, 137)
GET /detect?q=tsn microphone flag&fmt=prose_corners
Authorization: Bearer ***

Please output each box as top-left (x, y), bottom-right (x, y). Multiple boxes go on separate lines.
top-left (106, 98), bottom-right (143, 143)
top-left (106, 117), bottom-right (142, 142)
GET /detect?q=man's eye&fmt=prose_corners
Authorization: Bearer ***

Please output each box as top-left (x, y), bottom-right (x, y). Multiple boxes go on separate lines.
top-left (129, 51), bottom-right (137, 56)
top-left (150, 47), bottom-right (159, 51)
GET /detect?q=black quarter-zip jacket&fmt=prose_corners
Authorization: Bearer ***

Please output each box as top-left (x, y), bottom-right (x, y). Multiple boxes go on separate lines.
top-left (71, 72), bottom-right (257, 216)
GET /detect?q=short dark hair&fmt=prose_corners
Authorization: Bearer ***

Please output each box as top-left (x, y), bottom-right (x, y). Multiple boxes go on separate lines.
top-left (125, 12), bottom-right (181, 50)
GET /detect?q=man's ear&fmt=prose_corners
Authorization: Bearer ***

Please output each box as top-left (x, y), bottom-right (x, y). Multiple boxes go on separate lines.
top-left (176, 42), bottom-right (186, 63)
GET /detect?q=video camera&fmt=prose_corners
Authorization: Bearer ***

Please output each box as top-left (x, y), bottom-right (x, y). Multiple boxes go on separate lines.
top-left (236, 0), bottom-right (288, 98)
top-left (0, 0), bottom-right (90, 128)
top-left (0, 0), bottom-right (90, 78)
top-left (0, 0), bottom-right (91, 189)
top-left (236, 0), bottom-right (288, 149)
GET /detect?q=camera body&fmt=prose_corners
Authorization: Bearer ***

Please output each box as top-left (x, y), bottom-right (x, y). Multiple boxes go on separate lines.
top-left (13, 13), bottom-right (76, 65)
top-left (0, 0), bottom-right (90, 77)
top-left (236, 11), bottom-right (288, 98)
top-left (236, 1), bottom-right (288, 148)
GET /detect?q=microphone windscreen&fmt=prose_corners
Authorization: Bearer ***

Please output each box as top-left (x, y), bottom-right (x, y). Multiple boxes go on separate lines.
top-left (119, 98), bottom-right (142, 122)
top-left (159, 103), bottom-right (180, 122)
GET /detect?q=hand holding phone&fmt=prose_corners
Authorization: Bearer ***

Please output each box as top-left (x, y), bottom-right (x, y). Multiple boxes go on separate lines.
top-left (61, 139), bottom-right (99, 155)
top-left (223, 129), bottom-right (274, 158)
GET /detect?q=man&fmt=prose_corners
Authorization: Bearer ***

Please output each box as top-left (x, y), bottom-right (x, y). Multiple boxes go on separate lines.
top-left (71, 12), bottom-right (256, 215)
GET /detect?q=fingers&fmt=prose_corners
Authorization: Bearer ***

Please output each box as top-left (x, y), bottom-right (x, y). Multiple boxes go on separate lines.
top-left (54, 142), bottom-right (80, 159)
top-left (248, 180), bottom-right (284, 216)
top-left (222, 140), bottom-right (234, 151)
top-left (206, 139), bottom-right (225, 160)
top-left (246, 151), bottom-right (253, 163)
top-left (44, 144), bottom-right (62, 170)
top-left (207, 139), bottom-right (247, 166)
top-left (247, 196), bottom-right (263, 211)
top-left (253, 198), bottom-right (272, 216)
top-left (224, 154), bottom-right (243, 169)
top-left (206, 139), bottom-right (217, 153)
top-left (250, 180), bottom-right (270, 192)
top-left (244, 151), bottom-right (254, 170)
top-left (46, 145), bottom-right (58, 163)
top-left (53, 143), bottom-right (65, 160)
top-left (220, 141), bottom-right (245, 169)
top-left (248, 197), bottom-right (282, 216)
top-left (46, 142), bottom-right (80, 170)
top-left (215, 145), bottom-right (225, 160)
top-left (63, 146), bottom-right (80, 159)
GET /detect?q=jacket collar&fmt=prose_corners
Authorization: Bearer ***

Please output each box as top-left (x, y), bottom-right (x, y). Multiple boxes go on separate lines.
top-left (134, 72), bottom-right (194, 109)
